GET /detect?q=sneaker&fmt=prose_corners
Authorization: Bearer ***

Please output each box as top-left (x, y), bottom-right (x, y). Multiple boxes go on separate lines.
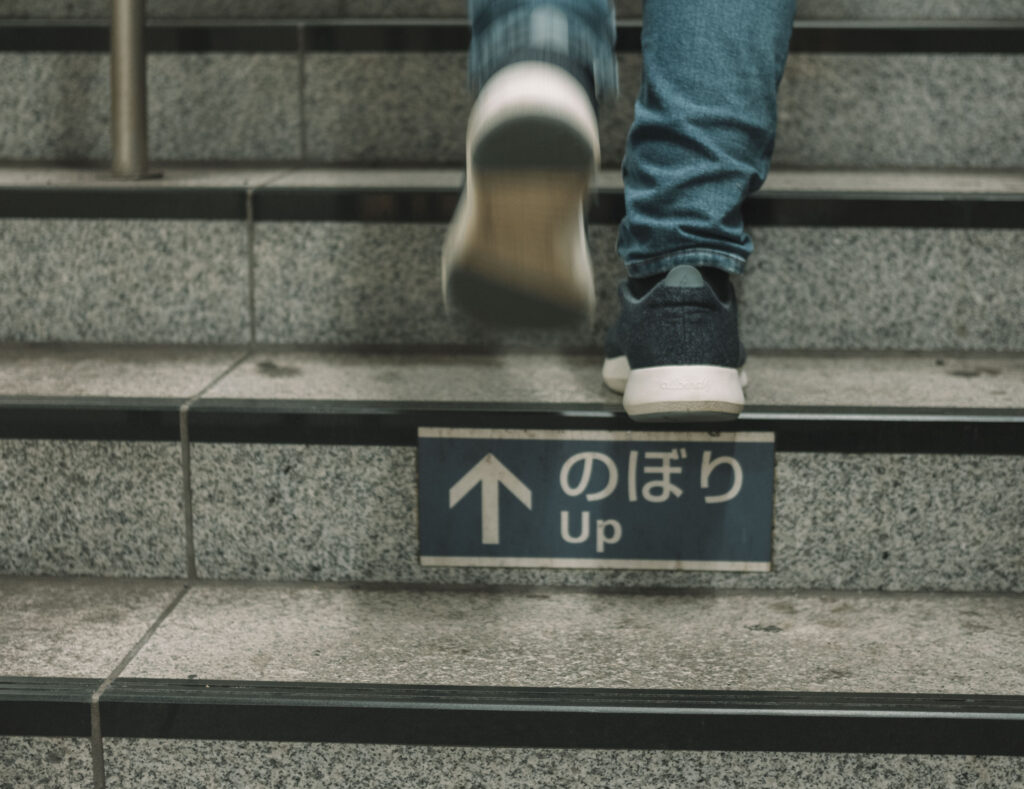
top-left (442, 61), bottom-right (600, 327)
top-left (608, 265), bottom-right (747, 421)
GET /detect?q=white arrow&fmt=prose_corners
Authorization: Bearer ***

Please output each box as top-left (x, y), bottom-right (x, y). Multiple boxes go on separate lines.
top-left (448, 453), bottom-right (533, 545)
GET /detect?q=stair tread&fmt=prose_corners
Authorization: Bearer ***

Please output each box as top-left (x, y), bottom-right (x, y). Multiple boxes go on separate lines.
top-left (0, 577), bottom-right (185, 680)
top-left (2, 576), bottom-right (1021, 697)
top-left (2, 165), bottom-right (1023, 195)
top-left (3, 344), bottom-right (1022, 413)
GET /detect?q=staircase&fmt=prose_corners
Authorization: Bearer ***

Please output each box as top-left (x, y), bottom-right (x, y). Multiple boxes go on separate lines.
top-left (1, 3), bottom-right (1022, 787)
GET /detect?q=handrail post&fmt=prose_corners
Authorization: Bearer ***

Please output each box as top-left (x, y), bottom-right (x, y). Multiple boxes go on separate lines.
top-left (110, 0), bottom-right (155, 178)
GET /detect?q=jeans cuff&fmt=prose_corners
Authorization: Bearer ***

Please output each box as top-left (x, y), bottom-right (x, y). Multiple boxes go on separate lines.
top-left (625, 248), bottom-right (747, 279)
top-left (469, 4), bottom-right (619, 108)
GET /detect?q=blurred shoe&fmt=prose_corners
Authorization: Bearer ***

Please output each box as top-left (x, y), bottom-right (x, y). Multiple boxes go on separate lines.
top-left (442, 61), bottom-right (600, 327)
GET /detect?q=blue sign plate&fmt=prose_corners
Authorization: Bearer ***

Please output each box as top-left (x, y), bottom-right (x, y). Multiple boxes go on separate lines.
top-left (417, 428), bottom-right (775, 571)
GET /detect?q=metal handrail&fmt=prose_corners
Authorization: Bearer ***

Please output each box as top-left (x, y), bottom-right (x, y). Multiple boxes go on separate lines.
top-left (110, 0), bottom-right (155, 178)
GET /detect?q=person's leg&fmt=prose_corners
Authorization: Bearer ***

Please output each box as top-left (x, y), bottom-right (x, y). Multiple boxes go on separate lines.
top-left (467, 0), bottom-right (618, 112)
top-left (442, 1), bottom-right (617, 327)
top-left (618, 0), bottom-right (795, 277)
top-left (608, 0), bottom-right (795, 420)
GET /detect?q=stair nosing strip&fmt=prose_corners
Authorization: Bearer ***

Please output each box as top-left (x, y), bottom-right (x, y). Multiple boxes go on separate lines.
top-left (1, 20), bottom-right (1023, 53)
top-left (90, 679), bottom-right (1024, 753)
top-left (4, 184), bottom-right (1022, 227)
top-left (5, 674), bottom-right (1021, 750)
top-left (2, 396), bottom-right (1022, 452)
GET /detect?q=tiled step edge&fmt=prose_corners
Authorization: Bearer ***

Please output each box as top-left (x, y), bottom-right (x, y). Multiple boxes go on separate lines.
top-left (2, 19), bottom-right (1024, 54)
top-left (2, 676), bottom-right (1022, 754)
top-left (2, 396), bottom-right (1024, 455)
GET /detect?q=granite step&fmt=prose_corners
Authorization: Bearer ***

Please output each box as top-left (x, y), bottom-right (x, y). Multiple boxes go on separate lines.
top-left (2, 166), bottom-right (1023, 351)
top-left (4, 0), bottom-right (1024, 20)
top-left (1, 576), bottom-right (1022, 787)
top-left (1, 343), bottom-right (1021, 591)
top-left (1, 19), bottom-right (1022, 168)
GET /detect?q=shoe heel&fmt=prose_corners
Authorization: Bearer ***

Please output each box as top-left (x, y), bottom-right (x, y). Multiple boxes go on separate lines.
top-left (623, 365), bottom-right (745, 422)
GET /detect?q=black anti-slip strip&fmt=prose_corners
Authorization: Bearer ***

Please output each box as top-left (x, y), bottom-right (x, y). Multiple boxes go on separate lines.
top-left (2, 21), bottom-right (1024, 53)
top-left (185, 401), bottom-right (1024, 455)
top-left (0, 677), bottom-right (98, 738)
top-left (0, 398), bottom-right (182, 441)
top-left (2, 397), bottom-right (1021, 453)
top-left (742, 194), bottom-right (1024, 230)
top-left (255, 188), bottom-right (1024, 228)
top-left (96, 679), bottom-right (1024, 754)
top-left (4, 185), bottom-right (1022, 227)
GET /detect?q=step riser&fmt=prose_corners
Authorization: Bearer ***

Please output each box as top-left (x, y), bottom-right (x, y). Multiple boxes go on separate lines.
top-left (4, 219), bottom-right (1022, 352)
top-left (191, 443), bottom-right (1024, 592)
top-left (94, 740), bottom-right (1024, 788)
top-left (0, 440), bottom-right (186, 579)
top-left (6, 732), bottom-right (1014, 787)
top-left (0, 738), bottom-right (92, 787)
top-left (2, 53), bottom-right (1022, 169)
top-left (3, 0), bottom-right (1023, 20)
top-left (3, 438), bottom-right (1021, 592)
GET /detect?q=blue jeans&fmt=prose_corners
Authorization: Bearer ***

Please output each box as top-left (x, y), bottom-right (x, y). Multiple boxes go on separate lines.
top-left (468, 0), bottom-right (796, 277)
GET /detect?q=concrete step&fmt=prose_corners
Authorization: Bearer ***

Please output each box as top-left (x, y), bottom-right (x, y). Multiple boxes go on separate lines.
top-left (0, 19), bottom-right (1022, 168)
top-left (2, 344), bottom-right (1021, 591)
top-left (1, 576), bottom-right (1022, 786)
top-left (2, 166), bottom-right (1022, 351)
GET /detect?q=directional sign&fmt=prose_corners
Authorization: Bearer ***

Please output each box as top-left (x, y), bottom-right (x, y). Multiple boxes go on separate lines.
top-left (448, 453), bottom-right (532, 544)
top-left (417, 428), bottom-right (775, 571)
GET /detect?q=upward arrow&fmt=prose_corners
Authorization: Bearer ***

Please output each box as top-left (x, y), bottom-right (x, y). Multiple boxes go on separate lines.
top-left (448, 453), bottom-right (533, 545)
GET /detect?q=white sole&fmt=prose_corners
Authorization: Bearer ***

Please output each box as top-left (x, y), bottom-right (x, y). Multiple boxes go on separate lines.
top-left (622, 365), bottom-right (746, 422)
top-left (601, 355), bottom-right (630, 394)
top-left (442, 62), bottom-right (599, 327)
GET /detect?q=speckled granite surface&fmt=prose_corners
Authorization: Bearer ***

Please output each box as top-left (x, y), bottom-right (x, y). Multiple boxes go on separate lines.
top-left (252, 221), bottom-right (617, 347)
top-left (0, 53), bottom-right (300, 163)
top-left (0, 220), bottom-right (249, 344)
top-left (204, 348), bottom-right (1024, 409)
top-left (774, 54), bottom-right (1024, 169)
top-left (148, 54), bottom-right (301, 162)
top-left (0, 737), bottom-right (93, 789)
top-left (122, 583), bottom-right (1024, 693)
top-left (0, 54), bottom-right (109, 162)
top-left (741, 227), bottom-right (1024, 352)
top-left (302, 52), bottom-right (635, 167)
top-left (0, 440), bottom-right (188, 577)
top-left (0, 166), bottom-right (290, 189)
top-left (102, 741), bottom-right (1024, 788)
top-left (795, 0), bottom-right (1024, 19)
top-left (262, 166), bottom-right (1024, 194)
top-left (4, 51), bottom-right (1021, 168)
top-left (0, 576), bottom-right (183, 676)
top-left (252, 221), bottom-right (1024, 351)
top-left (190, 444), bottom-right (1024, 592)
top-left (304, 53), bottom-right (472, 165)
top-left (5, 0), bottom-right (1021, 20)
top-left (0, 166), bottom-right (288, 189)
top-left (0, 344), bottom-right (243, 398)
top-left (303, 53), bottom-right (1024, 169)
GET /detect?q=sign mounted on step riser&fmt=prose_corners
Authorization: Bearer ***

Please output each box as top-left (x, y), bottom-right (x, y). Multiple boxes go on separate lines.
top-left (417, 428), bottom-right (775, 571)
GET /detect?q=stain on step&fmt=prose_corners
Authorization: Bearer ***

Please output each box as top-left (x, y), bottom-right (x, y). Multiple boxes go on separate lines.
top-left (745, 624), bottom-right (782, 633)
top-left (948, 367), bottom-right (1001, 378)
top-left (257, 360), bottom-right (301, 378)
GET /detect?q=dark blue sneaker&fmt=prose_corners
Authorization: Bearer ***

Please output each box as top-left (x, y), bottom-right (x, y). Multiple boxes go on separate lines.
top-left (606, 265), bottom-right (747, 421)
